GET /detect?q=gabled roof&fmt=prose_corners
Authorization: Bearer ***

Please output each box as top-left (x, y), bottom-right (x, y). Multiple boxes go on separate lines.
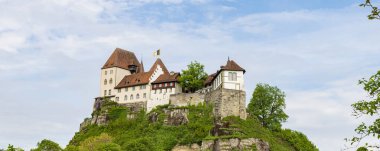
top-left (148, 58), bottom-right (169, 74)
top-left (115, 72), bottom-right (151, 88)
top-left (115, 58), bottom-right (171, 88)
top-left (152, 72), bottom-right (180, 84)
top-left (221, 59), bottom-right (245, 73)
top-left (102, 48), bottom-right (142, 71)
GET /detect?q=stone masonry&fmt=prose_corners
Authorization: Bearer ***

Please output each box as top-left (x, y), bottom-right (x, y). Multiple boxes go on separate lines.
top-left (205, 88), bottom-right (247, 120)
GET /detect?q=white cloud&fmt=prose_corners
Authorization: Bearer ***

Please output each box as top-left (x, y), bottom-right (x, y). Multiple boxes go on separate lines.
top-left (0, 1), bottom-right (379, 151)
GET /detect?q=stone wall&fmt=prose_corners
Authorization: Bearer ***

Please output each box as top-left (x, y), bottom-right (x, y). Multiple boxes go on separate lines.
top-left (119, 101), bottom-right (147, 112)
top-left (205, 88), bottom-right (247, 119)
top-left (200, 138), bottom-right (269, 151)
top-left (170, 93), bottom-right (205, 107)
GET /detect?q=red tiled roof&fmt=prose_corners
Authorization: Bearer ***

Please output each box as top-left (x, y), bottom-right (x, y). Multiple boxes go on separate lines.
top-left (115, 72), bottom-right (151, 88)
top-left (205, 73), bottom-right (217, 85)
top-left (102, 48), bottom-right (142, 72)
top-left (115, 58), bottom-right (170, 88)
top-left (152, 72), bottom-right (180, 84)
top-left (221, 59), bottom-right (245, 73)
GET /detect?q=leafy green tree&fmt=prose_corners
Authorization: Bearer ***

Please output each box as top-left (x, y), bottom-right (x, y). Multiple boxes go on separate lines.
top-left (31, 139), bottom-right (62, 151)
top-left (6, 144), bottom-right (23, 151)
top-left (179, 61), bottom-right (208, 93)
top-left (360, 0), bottom-right (380, 20)
top-left (248, 83), bottom-right (288, 130)
top-left (79, 133), bottom-right (121, 151)
top-left (347, 71), bottom-right (380, 150)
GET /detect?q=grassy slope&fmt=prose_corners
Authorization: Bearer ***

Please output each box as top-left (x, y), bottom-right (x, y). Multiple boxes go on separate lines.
top-left (68, 103), bottom-right (317, 151)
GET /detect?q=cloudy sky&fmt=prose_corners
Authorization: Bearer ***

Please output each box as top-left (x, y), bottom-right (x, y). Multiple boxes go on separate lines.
top-left (1, 0), bottom-right (380, 150)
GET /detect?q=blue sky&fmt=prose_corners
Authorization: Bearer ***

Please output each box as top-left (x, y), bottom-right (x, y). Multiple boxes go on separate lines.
top-left (0, 0), bottom-right (379, 150)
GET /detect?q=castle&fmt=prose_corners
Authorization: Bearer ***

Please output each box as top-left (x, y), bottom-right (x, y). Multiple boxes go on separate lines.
top-left (96, 48), bottom-right (247, 119)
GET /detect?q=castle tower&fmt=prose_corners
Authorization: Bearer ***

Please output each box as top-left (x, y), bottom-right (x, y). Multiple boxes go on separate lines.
top-left (100, 48), bottom-right (141, 99)
top-left (205, 59), bottom-right (247, 119)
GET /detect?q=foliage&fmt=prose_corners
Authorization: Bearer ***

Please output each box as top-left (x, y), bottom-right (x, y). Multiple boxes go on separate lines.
top-left (31, 139), bottom-right (62, 151)
top-left (67, 101), bottom-right (317, 151)
top-left (275, 129), bottom-right (318, 151)
top-left (222, 116), bottom-right (318, 151)
top-left (247, 83), bottom-right (289, 130)
top-left (347, 71), bottom-right (380, 150)
top-left (6, 145), bottom-right (24, 151)
top-left (360, 0), bottom-right (380, 20)
top-left (179, 61), bottom-right (208, 93)
top-left (78, 133), bottom-right (121, 151)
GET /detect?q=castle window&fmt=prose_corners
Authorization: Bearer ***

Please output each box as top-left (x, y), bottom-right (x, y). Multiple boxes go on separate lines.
top-left (228, 72), bottom-right (237, 81)
top-left (105, 70), bottom-right (107, 75)
top-left (125, 88), bottom-right (128, 92)
top-left (118, 89), bottom-right (121, 93)
top-left (109, 78), bottom-right (113, 84)
top-left (110, 70), bottom-right (113, 74)
top-left (132, 87), bottom-right (135, 91)
top-left (159, 89), bottom-right (162, 94)
top-left (104, 90), bottom-right (107, 96)
top-left (108, 89), bottom-right (111, 95)
top-left (116, 97), bottom-right (119, 102)
top-left (139, 85), bottom-right (143, 90)
top-left (104, 79), bottom-right (107, 85)
top-left (164, 83), bottom-right (167, 87)
top-left (136, 94), bottom-right (140, 99)
top-left (130, 95), bottom-right (133, 100)
top-left (143, 93), bottom-right (146, 98)
top-left (124, 95), bottom-right (128, 101)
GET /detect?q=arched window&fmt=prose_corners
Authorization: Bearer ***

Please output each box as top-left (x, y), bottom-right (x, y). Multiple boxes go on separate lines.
top-left (130, 95), bottom-right (134, 100)
top-left (104, 79), bottom-right (107, 85)
top-left (124, 95), bottom-right (128, 101)
top-left (109, 78), bottom-right (113, 84)
top-left (136, 94), bottom-right (140, 99)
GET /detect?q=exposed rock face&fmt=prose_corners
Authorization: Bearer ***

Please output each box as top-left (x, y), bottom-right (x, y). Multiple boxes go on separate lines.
top-left (148, 108), bottom-right (189, 126)
top-left (201, 138), bottom-right (269, 151)
top-left (166, 108), bottom-right (189, 126)
top-left (171, 144), bottom-right (200, 151)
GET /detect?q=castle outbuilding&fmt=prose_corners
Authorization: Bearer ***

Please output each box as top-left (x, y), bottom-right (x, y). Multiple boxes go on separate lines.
top-left (96, 48), bottom-right (247, 119)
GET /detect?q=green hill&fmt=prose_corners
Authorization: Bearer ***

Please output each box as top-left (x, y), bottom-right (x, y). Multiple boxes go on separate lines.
top-left (66, 100), bottom-right (318, 151)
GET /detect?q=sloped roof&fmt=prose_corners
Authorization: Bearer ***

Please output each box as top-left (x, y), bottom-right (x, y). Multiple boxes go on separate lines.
top-left (148, 58), bottom-right (169, 74)
top-left (115, 72), bottom-right (151, 88)
top-left (115, 58), bottom-right (171, 88)
top-left (205, 73), bottom-right (217, 85)
top-left (221, 59), bottom-right (245, 73)
top-left (102, 48), bottom-right (142, 71)
top-left (152, 72), bottom-right (180, 84)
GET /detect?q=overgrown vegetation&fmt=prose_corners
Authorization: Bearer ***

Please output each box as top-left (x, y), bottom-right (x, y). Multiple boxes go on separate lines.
top-left (66, 99), bottom-right (318, 151)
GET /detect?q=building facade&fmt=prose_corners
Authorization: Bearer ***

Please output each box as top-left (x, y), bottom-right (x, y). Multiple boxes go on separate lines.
top-left (98, 48), bottom-right (246, 116)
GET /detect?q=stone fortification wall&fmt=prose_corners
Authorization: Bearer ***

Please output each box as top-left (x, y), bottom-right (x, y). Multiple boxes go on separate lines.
top-left (169, 93), bottom-right (205, 107)
top-left (205, 89), bottom-right (247, 119)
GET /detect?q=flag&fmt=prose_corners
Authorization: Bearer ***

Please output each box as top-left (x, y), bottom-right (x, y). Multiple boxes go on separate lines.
top-left (153, 49), bottom-right (161, 57)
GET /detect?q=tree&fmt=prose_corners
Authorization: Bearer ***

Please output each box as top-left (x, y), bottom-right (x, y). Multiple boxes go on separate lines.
top-left (6, 145), bottom-right (23, 151)
top-left (247, 83), bottom-right (288, 130)
top-left (360, 0), bottom-right (380, 20)
top-left (179, 61), bottom-right (208, 93)
top-left (31, 139), bottom-right (62, 151)
top-left (347, 71), bottom-right (380, 150)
